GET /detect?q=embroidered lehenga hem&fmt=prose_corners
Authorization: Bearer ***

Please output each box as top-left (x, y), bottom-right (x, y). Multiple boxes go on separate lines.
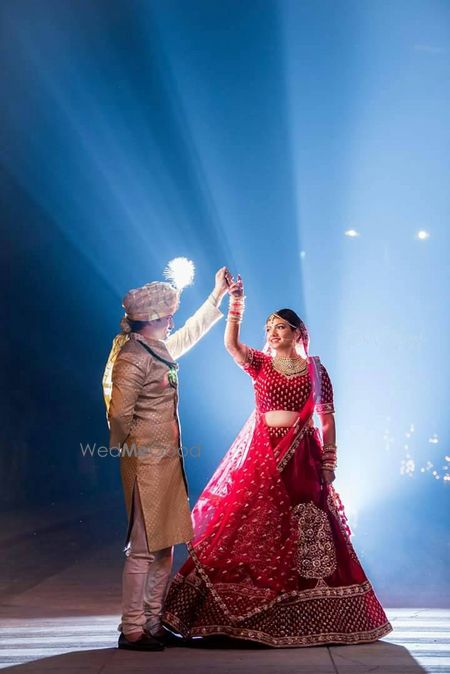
top-left (164, 575), bottom-right (392, 647)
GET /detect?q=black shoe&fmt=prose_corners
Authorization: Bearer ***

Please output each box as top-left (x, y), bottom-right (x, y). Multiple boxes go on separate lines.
top-left (155, 627), bottom-right (186, 647)
top-left (118, 632), bottom-right (165, 651)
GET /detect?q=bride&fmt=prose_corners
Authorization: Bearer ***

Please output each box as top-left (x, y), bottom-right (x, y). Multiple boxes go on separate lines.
top-left (163, 274), bottom-right (391, 647)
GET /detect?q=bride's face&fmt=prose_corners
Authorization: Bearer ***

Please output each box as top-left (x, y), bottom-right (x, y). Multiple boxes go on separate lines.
top-left (265, 318), bottom-right (299, 352)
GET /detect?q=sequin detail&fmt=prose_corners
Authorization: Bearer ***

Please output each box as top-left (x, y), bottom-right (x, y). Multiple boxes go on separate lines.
top-left (292, 502), bottom-right (337, 578)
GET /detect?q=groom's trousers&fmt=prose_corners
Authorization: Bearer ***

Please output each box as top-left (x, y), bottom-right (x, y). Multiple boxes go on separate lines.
top-left (120, 487), bottom-right (172, 638)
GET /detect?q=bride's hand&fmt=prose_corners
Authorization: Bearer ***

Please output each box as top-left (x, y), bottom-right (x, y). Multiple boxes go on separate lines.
top-left (228, 274), bottom-right (244, 298)
top-left (321, 469), bottom-right (335, 484)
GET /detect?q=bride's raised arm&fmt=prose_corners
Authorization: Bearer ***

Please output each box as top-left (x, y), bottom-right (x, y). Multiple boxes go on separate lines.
top-left (224, 274), bottom-right (248, 366)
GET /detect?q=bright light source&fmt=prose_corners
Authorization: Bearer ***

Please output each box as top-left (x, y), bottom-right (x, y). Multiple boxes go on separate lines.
top-left (300, 250), bottom-right (306, 259)
top-left (344, 229), bottom-right (360, 238)
top-left (416, 230), bottom-right (430, 240)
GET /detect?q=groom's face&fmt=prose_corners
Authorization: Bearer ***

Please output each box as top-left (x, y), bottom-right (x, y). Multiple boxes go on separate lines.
top-left (148, 314), bottom-right (174, 340)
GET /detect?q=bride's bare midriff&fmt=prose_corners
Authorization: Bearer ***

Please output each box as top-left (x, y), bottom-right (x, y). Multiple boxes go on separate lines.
top-left (264, 410), bottom-right (301, 427)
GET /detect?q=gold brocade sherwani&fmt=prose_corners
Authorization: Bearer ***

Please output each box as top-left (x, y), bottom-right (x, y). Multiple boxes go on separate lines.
top-left (109, 297), bottom-right (222, 552)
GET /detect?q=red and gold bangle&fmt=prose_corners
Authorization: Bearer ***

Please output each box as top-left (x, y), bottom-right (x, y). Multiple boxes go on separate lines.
top-left (322, 442), bottom-right (337, 470)
top-left (227, 295), bottom-right (245, 324)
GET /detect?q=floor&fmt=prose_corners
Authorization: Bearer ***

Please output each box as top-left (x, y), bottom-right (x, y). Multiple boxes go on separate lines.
top-left (1, 608), bottom-right (450, 673)
top-left (0, 500), bottom-right (448, 673)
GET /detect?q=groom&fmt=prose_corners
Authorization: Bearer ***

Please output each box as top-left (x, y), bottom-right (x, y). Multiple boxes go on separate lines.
top-left (106, 266), bottom-right (229, 650)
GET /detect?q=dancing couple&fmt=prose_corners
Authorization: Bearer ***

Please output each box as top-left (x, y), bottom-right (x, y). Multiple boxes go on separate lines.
top-left (103, 260), bottom-right (391, 651)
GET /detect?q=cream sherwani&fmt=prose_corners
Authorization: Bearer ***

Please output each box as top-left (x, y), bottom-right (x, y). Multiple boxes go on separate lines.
top-left (108, 294), bottom-right (222, 637)
top-left (109, 295), bottom-right (223, 552)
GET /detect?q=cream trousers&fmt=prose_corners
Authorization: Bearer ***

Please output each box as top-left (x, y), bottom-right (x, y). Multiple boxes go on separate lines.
top-left (120, 487), bottom-right (173, 638)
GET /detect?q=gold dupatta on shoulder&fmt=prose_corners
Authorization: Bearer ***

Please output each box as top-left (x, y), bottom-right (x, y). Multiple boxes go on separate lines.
top-left (102, 333), bottom-right (130, 419)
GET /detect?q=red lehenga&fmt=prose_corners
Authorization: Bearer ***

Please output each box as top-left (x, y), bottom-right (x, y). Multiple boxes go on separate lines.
top-left (163, 349), bottom-right (392, 647)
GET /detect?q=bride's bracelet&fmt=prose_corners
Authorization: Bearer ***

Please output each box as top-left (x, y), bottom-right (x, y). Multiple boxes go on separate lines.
top-left (322, 451), bottom-right (337, 460)
top-left (322, 442), bottom-right (337, 470)
top-left (227, 295), bottom-right (245, 323)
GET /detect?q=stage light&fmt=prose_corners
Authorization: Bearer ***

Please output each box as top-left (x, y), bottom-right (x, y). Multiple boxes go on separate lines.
top-left (416, 230), bottom-right (430, 240)
top-left (344, 229), bottom-right (360, 238)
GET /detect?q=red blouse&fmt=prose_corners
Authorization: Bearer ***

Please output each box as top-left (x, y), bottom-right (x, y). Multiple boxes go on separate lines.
top-left (242, 348), bottom-right (334, 415)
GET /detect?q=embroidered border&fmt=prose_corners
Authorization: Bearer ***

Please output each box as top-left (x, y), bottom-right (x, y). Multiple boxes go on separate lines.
top-left (316, 402), bottom-right (335, 414)
top-left (164, 614), bottom-right (392, 648)
top-left (163, 576), bottom-right (393, 647)
top-left (276, 424), bottom-right (312, 473)
top-left (181, 573), bottom-right (376, 602)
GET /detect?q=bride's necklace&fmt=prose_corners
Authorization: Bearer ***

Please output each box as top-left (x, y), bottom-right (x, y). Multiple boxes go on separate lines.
top-left (272, 354), bottom-right (308, 376)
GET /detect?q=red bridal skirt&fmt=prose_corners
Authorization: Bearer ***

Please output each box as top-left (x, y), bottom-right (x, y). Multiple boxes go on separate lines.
top-left (163, 418), bottom-right (392, 647)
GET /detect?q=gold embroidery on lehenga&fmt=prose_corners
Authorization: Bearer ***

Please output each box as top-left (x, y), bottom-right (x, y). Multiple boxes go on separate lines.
top-left (163, 573), bottom-right (393, 646)
top-left (292, 502), bottom-right (337, 578)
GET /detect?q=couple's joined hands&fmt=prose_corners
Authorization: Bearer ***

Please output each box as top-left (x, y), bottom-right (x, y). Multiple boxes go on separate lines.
top-left (213, 267), bottom-right (244, 300)
top-left (228, 273), bottom-right (244, 298)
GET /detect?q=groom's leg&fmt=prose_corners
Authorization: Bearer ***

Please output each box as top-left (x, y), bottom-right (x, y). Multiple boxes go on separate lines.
top-left (144, 546), bottom-right (173, 636)
top-left (120, 488), bottom-right (154, 640)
